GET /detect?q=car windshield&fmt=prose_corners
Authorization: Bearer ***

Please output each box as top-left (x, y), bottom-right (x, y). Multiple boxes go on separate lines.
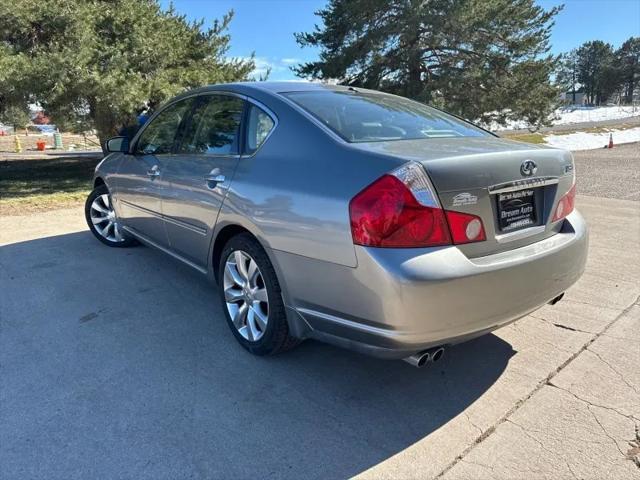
top-left (283, 90), bottom-right (488, 143)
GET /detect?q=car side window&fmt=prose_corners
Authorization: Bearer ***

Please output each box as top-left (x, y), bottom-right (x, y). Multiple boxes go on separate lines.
top-left (245, 104), bottom-right (275, 154)
top-left (135, 98), bottom-right (194, 155)
top-left (179, 95), bottom-right (244, 155)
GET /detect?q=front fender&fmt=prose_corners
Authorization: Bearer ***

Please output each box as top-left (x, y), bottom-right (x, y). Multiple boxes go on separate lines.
top-left (93, 152), bottom-right (125, 191)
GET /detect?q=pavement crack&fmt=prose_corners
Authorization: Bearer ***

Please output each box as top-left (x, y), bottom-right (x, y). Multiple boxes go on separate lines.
top-left (459, 457), bottom-right (495, 472)
top-left (493, 421), bottom-right (580, 480)
top-left (527, 313), bottom-right (597, 335)
top-left (546, 381), bottom-right (639, 423)
top-left (546, 382), bottom-right (638, 463)
top-left (552, 323), bottom-right (588, 333)
top-left (506, 419), bottom-right (557, 457)
top-left (510, 321), bottom-right (576, 355)
top-left (464, 412), bottom-right (483, 437)
top-left (587, 404), bottom-right (627, 458)
top-left (585, 347), bottom-right (640, 396)
top-left (434, 293), bottom-right (640, 479)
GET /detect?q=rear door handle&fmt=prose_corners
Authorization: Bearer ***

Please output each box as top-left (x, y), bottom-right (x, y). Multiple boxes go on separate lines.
top-left (205, 168), bottom-right (226, 189)
top-left (147, 165), bottom-right (160, 178)
top-left (205, 174), bottom-right (226, 183)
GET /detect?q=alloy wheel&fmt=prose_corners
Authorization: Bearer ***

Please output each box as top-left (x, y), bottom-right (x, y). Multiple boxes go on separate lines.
top-left (89, 194), bottom-right (125, 243)
top-left (223, 250), bottom-right (269, 341)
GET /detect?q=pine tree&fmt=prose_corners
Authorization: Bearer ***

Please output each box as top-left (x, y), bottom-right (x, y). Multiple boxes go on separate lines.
top-left (617, 37), bottom-right (640, 104)
top-left (556, 49), bottom-right (580, 103)
top-left (295, 0), bottom-right (562, 128)
top-left (0, 0), bottom-right (255, 147)
top-left (575, 41), bottom-right (620, 106)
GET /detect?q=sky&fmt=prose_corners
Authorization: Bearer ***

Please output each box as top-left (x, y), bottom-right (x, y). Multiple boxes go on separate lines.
top-left (161, 0), bottom-right (640, 81)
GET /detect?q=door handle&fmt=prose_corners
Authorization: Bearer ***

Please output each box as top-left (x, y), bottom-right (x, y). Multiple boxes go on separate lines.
top-left (147, 165), bottom-right (160, 178)
top-left (205, 174), bottom-right (226, 183)
top-left (204, 169), bottom-right (226, 189)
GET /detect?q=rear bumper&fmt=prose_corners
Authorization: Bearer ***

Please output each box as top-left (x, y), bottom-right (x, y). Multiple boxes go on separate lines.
top-left (274, 210), bottom-right (588, 359)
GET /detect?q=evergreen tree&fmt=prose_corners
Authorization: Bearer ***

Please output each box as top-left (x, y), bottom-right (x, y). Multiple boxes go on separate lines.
top-left (575, 41), bottom-right (620, 105)
top-left (616, 37), bottom-right (640, 104)
top-left (295, 0), bottom-right (562, 128)
top-left (0, 0), bottom-right (255, 147)
top-left (556, 49), bottom-right (580, 102)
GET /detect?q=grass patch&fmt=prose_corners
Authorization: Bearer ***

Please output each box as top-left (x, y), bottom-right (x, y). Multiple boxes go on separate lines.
top-left (502, 133), bottom-right (546, 144)
top-left (572, 122), bottom-right (639, 134)
top-left (0, 156), bottom-right (100, 214)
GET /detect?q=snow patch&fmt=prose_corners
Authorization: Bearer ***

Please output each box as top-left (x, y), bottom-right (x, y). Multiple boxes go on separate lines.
top-left (544, 127), bottom-right (640, 151)
top-left (552, 106), bottom-right (640, 125)
top-left (490, 106), bottom-right (640, 131)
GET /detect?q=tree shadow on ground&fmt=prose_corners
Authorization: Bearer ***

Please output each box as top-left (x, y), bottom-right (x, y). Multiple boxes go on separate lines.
top-left (0, 231), bottom-right (516, 479)
top-left (0, 156), bottom-right (100, 199)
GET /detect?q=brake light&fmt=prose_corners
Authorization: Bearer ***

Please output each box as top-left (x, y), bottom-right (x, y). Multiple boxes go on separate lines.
top-left (349, 163), bottom-right (451, 247)
top-left (445, 211), bottom-right (486, 244)
top-left (552, 183), bottom-right (576, 222)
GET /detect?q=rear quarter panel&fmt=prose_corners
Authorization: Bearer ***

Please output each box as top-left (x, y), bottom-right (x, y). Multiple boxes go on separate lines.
top-left (216, 91), bottom-right (406, 268)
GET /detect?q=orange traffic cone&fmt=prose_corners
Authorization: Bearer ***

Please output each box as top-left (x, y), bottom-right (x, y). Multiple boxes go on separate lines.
top-left (608, 133), bottom-right (614, 149)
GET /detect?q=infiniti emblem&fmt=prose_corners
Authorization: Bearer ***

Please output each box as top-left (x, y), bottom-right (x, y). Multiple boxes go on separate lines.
top-left (520, 160), bottom-right (538, 176)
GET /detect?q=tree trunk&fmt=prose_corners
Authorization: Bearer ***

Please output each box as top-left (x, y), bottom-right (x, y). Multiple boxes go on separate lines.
top-left (89, 97), bottom-right (118, 156)
top-left (99, 133), bottom-right (108, 156)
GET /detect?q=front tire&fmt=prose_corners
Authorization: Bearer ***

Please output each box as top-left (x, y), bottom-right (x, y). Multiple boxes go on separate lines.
top-left (218, 233), bottom-right (300, 355)
top-left (85, 184), bottom-right (137, 248)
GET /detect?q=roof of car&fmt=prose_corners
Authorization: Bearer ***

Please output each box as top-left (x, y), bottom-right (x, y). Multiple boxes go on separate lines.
top-left (213, 81), bottom-right (351, 94)
top-left (168, 81), bottom-right (385, 107)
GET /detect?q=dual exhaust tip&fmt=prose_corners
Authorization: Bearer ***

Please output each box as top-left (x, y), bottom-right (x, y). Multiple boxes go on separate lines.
top-left (403, 293), bottom-right (565, 368)
top-left (403, 294), bottom-right (565, 368)
top-left (403, 347), bottom-right (445, 368)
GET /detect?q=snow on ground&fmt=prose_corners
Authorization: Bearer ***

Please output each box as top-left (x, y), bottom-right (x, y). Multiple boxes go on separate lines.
top-left (544, 127), bottom-right (640, 151)
top-left (490, 105), bottom-right (640, 131)
top-left (552, 105), bottom-right (640, 125)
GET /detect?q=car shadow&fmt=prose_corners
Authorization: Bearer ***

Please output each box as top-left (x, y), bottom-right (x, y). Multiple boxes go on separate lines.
top-left (0, 231), bottom-right (515, 479)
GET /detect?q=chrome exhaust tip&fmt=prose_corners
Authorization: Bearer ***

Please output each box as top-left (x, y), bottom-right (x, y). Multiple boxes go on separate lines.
top-left (403, 351), bottom-right (431, 368)
top-left (403, 347), bottom-right (445, 368)
top-left (430, 347), bottom-right (445, 363)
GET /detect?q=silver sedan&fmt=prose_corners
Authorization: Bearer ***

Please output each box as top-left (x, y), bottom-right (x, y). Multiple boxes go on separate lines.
top-left (86, 82), bottom-right (588, 367)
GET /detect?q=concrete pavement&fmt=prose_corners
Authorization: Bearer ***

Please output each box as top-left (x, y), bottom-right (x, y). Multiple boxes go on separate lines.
top-left (1, 196), bottom-right (639, 478)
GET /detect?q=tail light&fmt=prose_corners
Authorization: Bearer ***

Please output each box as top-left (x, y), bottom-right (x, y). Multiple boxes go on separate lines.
top-left (349, 162), bottom-right (485, 248)
top-left (445, 211), bottom-right (486, 244)
top-left (552, 183), bottom-right (576, 222)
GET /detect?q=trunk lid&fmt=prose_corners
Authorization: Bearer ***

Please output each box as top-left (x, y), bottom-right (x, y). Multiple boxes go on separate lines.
top-left (351, 137), bottom-right (576, 257)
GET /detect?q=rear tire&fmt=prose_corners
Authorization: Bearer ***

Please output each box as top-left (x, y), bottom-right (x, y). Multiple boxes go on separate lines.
top-left (85, 184), bottom-right (137, 248)
top-left (218, 233), bottom-right (300, 355)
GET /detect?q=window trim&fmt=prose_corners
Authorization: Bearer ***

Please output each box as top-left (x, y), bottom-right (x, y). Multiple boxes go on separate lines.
top-left (129, 90), bottom-right (279, 159)
top-left (130, 91), bottom-right (249, 157)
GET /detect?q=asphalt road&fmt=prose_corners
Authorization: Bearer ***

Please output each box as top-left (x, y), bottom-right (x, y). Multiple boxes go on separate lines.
top-left (573, 142), bottom-right (640, 201)
top-left (1, 149), bottom-right (639, 479)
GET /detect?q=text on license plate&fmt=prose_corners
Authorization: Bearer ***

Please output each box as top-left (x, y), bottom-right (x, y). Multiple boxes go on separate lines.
top-left (497, 189), bottom-right (538, 232)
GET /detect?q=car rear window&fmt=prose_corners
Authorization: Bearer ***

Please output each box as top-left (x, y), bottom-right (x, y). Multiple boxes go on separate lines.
top-left (283, 90), bottom-right (488, 143)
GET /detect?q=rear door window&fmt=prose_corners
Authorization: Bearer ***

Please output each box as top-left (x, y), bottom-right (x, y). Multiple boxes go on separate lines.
top-left (179, 95), bottom-right (244, 155)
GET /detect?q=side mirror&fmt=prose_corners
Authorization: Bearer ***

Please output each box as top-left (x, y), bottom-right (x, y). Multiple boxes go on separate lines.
top-left (105, 136), bottom-right (130, 153)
